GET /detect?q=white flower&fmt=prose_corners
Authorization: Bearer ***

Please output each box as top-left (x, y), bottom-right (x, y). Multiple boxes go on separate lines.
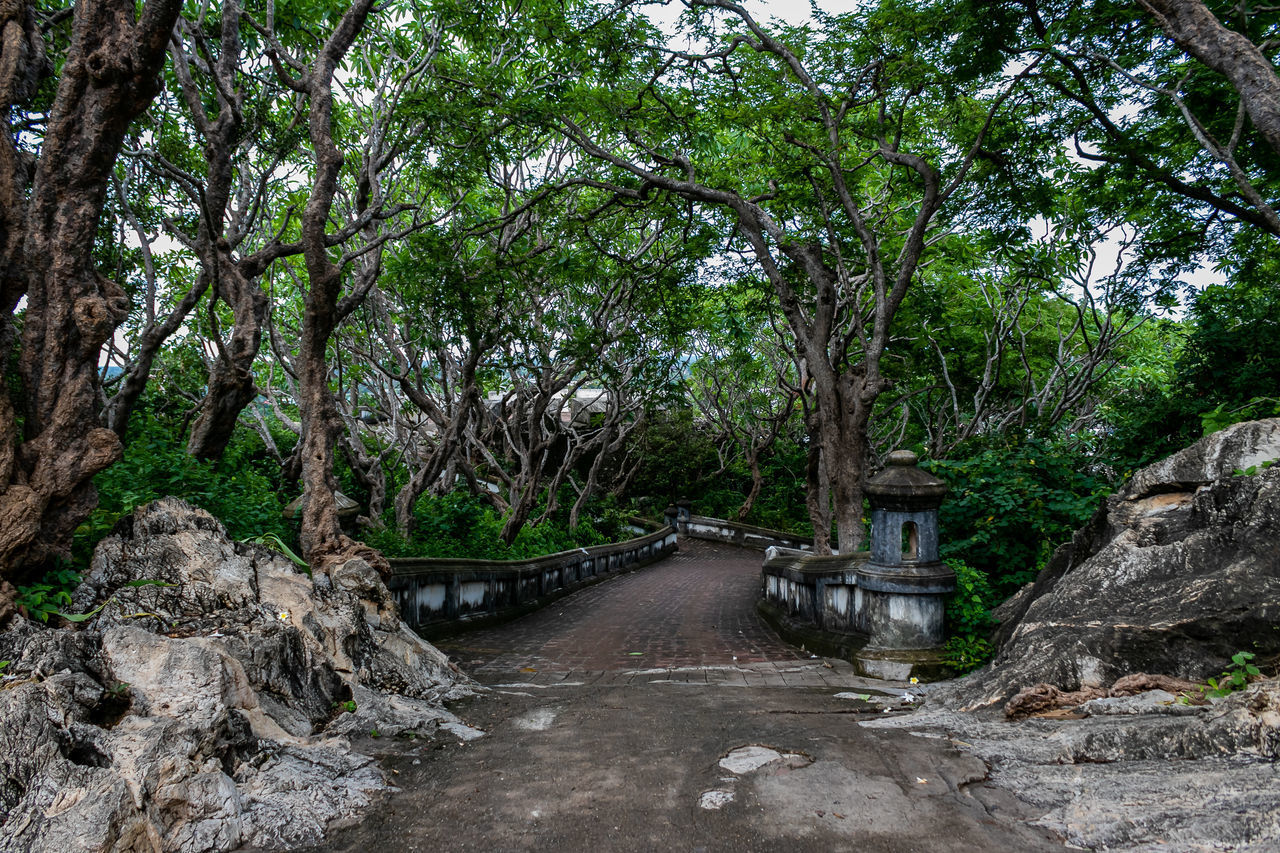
top-left (909, 677), bottom-right (920, 685)
top-left (277, 611), bottom-right (290, 622)
top-left (902, 692), bottom-right (916, 702)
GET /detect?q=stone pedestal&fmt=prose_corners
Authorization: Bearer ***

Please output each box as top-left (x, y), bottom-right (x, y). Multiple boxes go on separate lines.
top-left (855, 562), bottom-right (953, 649)
top-left (853, 450), bottom-right (955, 681)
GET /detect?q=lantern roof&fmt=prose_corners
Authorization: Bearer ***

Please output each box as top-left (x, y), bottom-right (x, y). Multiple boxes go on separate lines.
top-left (864, 450), bottom-right (947, 511)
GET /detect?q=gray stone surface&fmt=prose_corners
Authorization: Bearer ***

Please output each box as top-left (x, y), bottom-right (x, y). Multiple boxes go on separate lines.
top-left (0, 498), bottom-right (472, 852)
top-left (305, 681), bottom-right (1063, 853)
top-left (867, 678), bottom-right (1280, 851)
top-left (935, 418), bottom-right (1280, 711)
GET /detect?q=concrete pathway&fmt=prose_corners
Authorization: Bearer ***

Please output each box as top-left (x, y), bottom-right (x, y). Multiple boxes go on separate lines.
top-left (303, 539), bottom-right (1063, 852)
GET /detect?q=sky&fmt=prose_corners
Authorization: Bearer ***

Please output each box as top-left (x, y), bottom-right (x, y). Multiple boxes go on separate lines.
top-left (641, 0), bottom-right (863, 39)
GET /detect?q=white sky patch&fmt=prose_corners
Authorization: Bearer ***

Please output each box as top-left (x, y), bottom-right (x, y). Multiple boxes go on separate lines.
top-left (643, 0), bottom-right (862, 35)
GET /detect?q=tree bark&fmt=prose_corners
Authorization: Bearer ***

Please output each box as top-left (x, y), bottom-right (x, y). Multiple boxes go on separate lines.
top-left (1140, 0), bottom-right (1280, 158)
top-left (0, 0), bottom-right (185, 582)
top-left (279, 0), bottom-right (384, 574)
top-left (186, 257), bottom-right (269, 459)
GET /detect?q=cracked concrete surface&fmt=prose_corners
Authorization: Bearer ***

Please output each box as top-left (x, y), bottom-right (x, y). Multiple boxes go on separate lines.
top-left (298, 681), bottom-right (1061, 853)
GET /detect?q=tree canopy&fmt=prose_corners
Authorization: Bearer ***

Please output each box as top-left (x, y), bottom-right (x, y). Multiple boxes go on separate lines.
top-left (2, 0), bottom-right (1278, 624)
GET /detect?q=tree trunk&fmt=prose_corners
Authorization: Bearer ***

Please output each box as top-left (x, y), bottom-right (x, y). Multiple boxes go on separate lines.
top-left (735, 452), bottom-right (763, 522)
top-left (804, 358), bottom-right (875, 554)
top-left (286, 0), bottom-right (382, 574)
top-left (105, 272), bottom-right (210, 439)
top-left (804, 438), bottom-right (832, 556)
top-left (0, 0), bottom-right (185, 582)
top-left (1140, 0), bottom-right (1280, 157)
top-left (187, 259), bottom-right (269, 459)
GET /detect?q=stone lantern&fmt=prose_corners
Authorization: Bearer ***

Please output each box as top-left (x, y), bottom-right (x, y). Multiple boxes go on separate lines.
top-left (855, 450), bottom-right (955, 673)
top-left (675, 498), bottom-right (692, 534)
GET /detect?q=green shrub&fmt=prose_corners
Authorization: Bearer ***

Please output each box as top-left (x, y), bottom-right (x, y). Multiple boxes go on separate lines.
top-left (15, 567), bottom-right (81, 623)
top-left (362, 489), bottom-right (636, 560)
top-left (943, 558), bottom-right (997, 674)
top-left (1204, 651), bottom-right (1262, 699)
top-left (942, 635), bottom-right (993, 675)
top-left (73, 411), bottom-right (294, 565)
top-left (926, 440), bottom-right (1108, 599)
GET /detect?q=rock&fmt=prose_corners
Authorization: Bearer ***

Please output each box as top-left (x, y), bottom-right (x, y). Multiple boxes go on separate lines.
top-left (866, 678), bottom-right (1280, 850)
top-left (0, 498), bottom-right (474, 852)
top-left (936, 418), bottom-right (1280, 711)
top-left (1079, 689), bottom-right (1202, 716)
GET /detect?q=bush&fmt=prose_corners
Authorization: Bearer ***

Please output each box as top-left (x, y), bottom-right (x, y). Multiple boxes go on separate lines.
top-left (621, 409), bottom-right (812, 535)
top-left (943, 558), bottom-right (997, 674)
top-left (73, 411), bottom-right (294, 565)
top-left (362, 489), bottom-right (635, 560)
top-left (926, 439), bottom-right (1107, 600)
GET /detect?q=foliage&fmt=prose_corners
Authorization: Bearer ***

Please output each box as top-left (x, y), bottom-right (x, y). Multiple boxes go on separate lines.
top-left (244, 533), bottom-right (310, 572)
top-left (1202, 399), bottom-right (1280, 436)
top-left (14, 568), bottom-right (80, 623)
top-left (942, 635), bottom-right (994, 676)
top-left (942, 558), bottom-right (997, 674)
top-left (1204, 652), bottom-right (1262, 699)
top-left (945, 559), bottom-right (997, 636)
top-left (927, 440), bottom-right (1108, 599)
top-left (1234, 460), bottom-right (1278, 477)
top-left (1102, 281), bottom-right (1280, 473)
top-left (72, 409), bottom-right (294, 566)
top-left (361, 489), bottom-right (634, 560)
top-left (623, 410), bottom-right (811, 534)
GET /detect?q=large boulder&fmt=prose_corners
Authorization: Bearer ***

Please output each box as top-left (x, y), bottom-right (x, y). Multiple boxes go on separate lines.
top-left (938, 418), bottom-right (1280, 711)
top-left (0, 498), bottom-right (475, 852)
top-left (871, 677), bottom-right (1280, 850)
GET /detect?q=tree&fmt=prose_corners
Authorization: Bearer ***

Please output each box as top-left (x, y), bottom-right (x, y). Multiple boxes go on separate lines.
top-left (1, 0), bottom-right (185, 598)
top-left (547, 0), bottom-right (1035, 551)
top-left (260, 0), bottom-right (454, 570)
top-left (100, 0), bottom-right (310, 450)
top-left (972, 0), bottom-right (1280, 289)
top-left (1139, 0), bottom-right (1280, 158)
top-left (687, 284), bottom-right (800, 522)
top-left (899, 229), bottom-right (1147, 456)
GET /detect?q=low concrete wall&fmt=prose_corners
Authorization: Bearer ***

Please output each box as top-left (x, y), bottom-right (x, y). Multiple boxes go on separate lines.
top-left (681, 515), bottom-right (814, 552)
top-left (761, 550), bottom-right (869, 636)
top-left (758, 548), bottom-right (953, 681)
top-left (387, 526), bottom-right (678, 639)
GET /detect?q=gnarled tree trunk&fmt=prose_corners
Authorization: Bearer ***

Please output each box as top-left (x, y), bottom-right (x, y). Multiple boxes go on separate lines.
top-left (0, 0), bottom-right (185, 587)
top-left (271, 0), bottom-right (383, 573)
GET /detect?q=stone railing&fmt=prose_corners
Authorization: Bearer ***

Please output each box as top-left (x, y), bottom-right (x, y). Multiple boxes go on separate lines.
top-left (757, 547), bottom-right (954, 681)
top-left (387, 525), bottom-right (678, 638)
top-left (760, 549), bottom-right (868, 636)
top-left (678, 514), bottom-right (814, 552)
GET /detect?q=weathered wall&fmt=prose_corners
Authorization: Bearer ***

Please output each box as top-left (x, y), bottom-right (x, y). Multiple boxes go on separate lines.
top-left (681, 515), bottom-right (814, 552)
top-left (388, 527), bottom-right (678, 637)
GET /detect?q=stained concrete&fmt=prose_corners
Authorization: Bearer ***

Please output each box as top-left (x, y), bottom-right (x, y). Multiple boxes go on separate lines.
top-left (300, 682), bottom-right (1061, 853)
top-left (270, 538), bottom-right (1065, 852)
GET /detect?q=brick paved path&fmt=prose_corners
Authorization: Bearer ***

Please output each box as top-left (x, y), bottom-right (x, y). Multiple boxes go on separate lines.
top-left (312, 540), bottom-right (1068, 853)
top-left (436, 538), bottom-right (887, 691)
